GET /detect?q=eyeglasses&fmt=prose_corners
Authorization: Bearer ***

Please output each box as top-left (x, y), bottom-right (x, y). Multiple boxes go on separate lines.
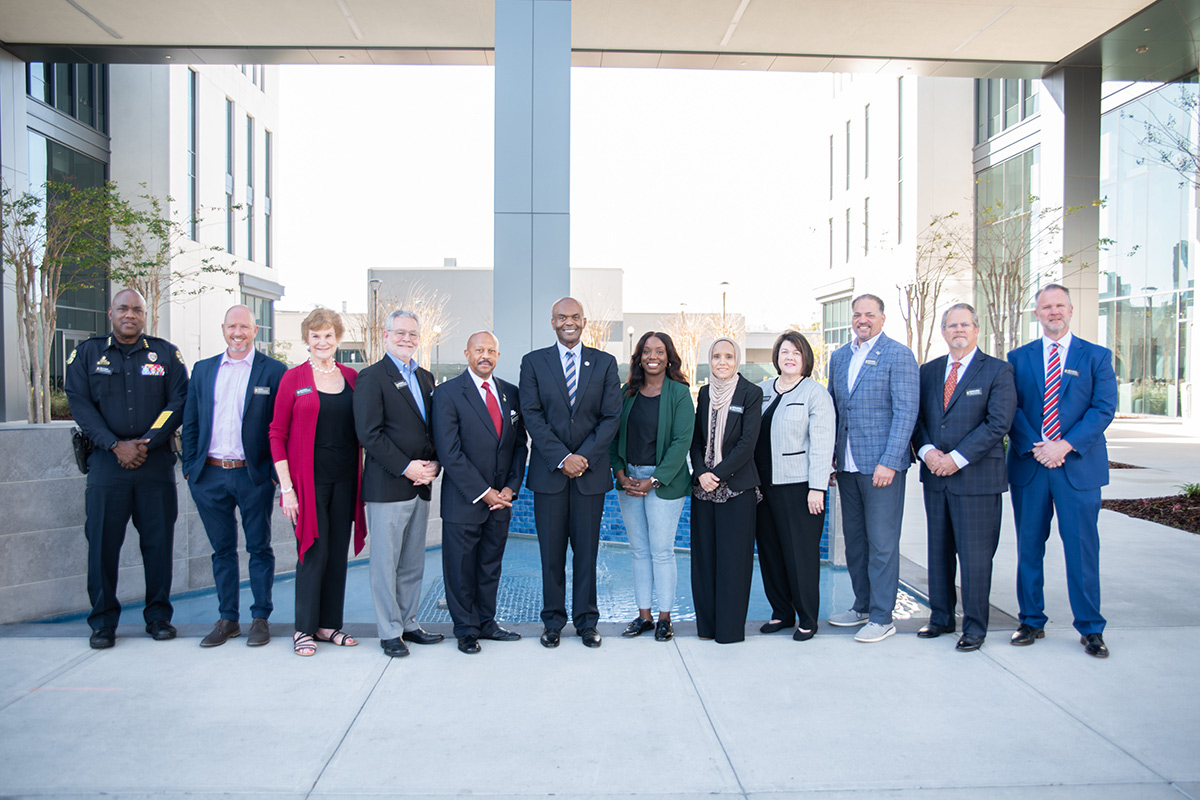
top-left (385, 329), bottom-right (420, 340)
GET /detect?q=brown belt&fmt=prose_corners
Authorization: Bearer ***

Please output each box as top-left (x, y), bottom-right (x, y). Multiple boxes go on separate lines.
top-left (207, 457), bottom-right (247, 469)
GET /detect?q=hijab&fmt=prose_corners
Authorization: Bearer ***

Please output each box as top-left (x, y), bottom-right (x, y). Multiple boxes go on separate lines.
top-left (705, 337), bottom-right (741, 468)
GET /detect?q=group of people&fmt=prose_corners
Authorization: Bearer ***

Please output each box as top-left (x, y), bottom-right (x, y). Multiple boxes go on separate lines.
top-left (65, 283), bottom-right (1116, 659)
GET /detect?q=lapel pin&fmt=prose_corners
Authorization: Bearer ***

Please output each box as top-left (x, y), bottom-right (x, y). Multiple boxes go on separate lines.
top-left (584, 361), bottom-right (590, 367)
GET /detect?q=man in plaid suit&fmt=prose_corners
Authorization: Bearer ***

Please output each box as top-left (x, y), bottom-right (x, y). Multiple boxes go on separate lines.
top-left (826, 294), bottom-right (919, 643)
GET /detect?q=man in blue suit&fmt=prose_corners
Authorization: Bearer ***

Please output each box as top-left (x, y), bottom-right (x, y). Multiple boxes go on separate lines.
top-left (432, 331), bottom-right (528, 655)
top-left (519, 297), bottom-right (622, 649)
top-left (913, 304), bottom-right (1016, 652)
top-left (826, 294), bottom-right (919, 643)
top-left (182, 305), bottom-right (286, 647)
top-left (1007, 284), bottom-right (1116, 658)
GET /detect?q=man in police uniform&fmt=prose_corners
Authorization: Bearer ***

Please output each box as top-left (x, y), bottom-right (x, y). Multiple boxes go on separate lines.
top-left (65, 289), bottom-right (189, 649)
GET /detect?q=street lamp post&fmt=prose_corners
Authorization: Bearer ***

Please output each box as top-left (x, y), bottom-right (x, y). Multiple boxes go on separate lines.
top-left (368, 278), bottom-right (382, 363)
top-left (627, 325), bottom-right (635, 357)
top-left (433, 325), bottom-right (443, 383)
top-left (720, 281), bottom-right (730, 322)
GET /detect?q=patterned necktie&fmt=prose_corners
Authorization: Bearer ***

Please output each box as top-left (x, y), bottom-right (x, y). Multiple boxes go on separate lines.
top-left (1043, 342), bottom-right (1062, 440)
top-left (944, 361), bottom-right (961, 410)
top-left (482, 380), bottom-right (503, 437)
top-left (564, 351), bottom-right (577, 406)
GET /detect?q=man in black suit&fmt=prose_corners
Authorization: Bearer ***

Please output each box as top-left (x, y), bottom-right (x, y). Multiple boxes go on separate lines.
top-left (181, 304), bottom-right (286, 648)
top-left (431, 331), bottom-right (528, 654)
top-left (912, 303), bottom-right (1016, 651)
top-left (353, 309), bottom-right (443, 658)
top-left (519, 297), bottom-right (622, 648)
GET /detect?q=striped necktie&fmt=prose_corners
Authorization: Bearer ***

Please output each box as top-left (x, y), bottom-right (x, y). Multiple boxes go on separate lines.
top-left (1042, 342), bottom-right (1062, 440)
top-left (564, 351), bottom-right (577, 406)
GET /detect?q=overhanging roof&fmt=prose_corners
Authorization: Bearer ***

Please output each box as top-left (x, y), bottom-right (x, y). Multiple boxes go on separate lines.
top-left (1, 0), bottom-right (1196, 81)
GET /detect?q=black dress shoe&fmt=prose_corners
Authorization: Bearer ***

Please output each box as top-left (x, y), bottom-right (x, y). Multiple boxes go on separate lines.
top-left (759, 619), bottom-right (794, 634)
top-left (1081, 633), bottom-right (1109, 658)
top-left (793, 626), bottom-right (816, 642)
top-left (956, 634), bottom-right (985, 652)
top-left (401, 628), bottom-right (444, 645)
top-left (89, 627), bottom-right (115, 649)
top-left (654, 619), bottom-right (674, 642)
top-left (200, 619), bottom-right (241, 647)
top-left (622, 617), bottom-right (654, 637)
top-left (1010, 624), bottom-right (1045, 646)
top-left (540, 628), bottom-right (561, 648)
top-left (381, 637), bottom-right (410, 657)
top-left (917, 622), bottom-right (955, 639)
top-left (579, 628), bottom-right (602, 648)
top-left (482, 627), bottom-right (521, 642)
top-left (146, 620), bottom-right (177, 641)
top-left (457, 635), bottom-right (481, 654)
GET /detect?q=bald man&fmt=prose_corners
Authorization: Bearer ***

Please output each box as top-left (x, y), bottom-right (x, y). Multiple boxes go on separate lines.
top-left (182, 305), bottom-right (287, 648)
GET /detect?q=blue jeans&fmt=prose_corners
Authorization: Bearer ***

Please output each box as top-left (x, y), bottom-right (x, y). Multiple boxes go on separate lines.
top-left (616, 465), bottom-right (685, 613)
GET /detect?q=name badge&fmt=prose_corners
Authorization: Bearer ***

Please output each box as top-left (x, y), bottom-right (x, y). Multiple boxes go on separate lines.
top-left (141, 363), bottom-right (165, 377)
top-left (730, 405), bottom-right (744, 414)
top-left (865, 359), bottom-right (878, 366)
top-left (510, 409), bottom-right (519, 424)
top-left (1064, 368), bottom-right (1080, 377)
top-left (254, 386), bottom-right (271, 395)
top-left (94, 366), bottom-right (112, 375)
top-left (394, 379), bottom-right (408, 390)
top-left (966, 388), bottom-right (982, 396)
top-left (296, 387), bottom-right (313, 396)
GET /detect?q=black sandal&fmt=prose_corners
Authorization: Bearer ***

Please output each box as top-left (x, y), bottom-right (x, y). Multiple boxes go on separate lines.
top-left (315, 629), bottom-right (357, 647)
top-left (293, 631), bottom-right (316, 657)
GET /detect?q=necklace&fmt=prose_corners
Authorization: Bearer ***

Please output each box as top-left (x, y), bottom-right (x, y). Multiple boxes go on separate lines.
top-left (310, 358), bottom-right (337, 374)
top-left (776, 375), bottom-right (803, 392)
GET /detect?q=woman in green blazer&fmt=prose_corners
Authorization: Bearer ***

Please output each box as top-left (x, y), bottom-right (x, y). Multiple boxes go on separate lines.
top-left (611, 332), bottom-right (695, 641)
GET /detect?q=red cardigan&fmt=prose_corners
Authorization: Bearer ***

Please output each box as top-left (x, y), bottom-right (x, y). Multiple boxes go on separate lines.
top-left (269, 362), bottom-right (367, 562)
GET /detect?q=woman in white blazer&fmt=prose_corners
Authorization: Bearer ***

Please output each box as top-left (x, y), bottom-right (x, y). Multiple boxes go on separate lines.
top-left (753, 332), bottom-right (836, 640)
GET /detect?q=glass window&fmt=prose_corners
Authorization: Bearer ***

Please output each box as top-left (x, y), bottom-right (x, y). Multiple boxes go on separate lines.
top-left (828, 134), bottom-right (834, 200)
top-left (863, 104), bottom-right (870, 179)
top-left (241, 294), bottom-right (275, 353)
top-left (76, 64), bottom-right (95, 128)
top-left (987, 78), bottom-right (1001, 139)
top-left (845, 207), bottom-right (851, 263)
top-left (1004, 79), bottom-right (1021, 128)
top-left (187, 69), bottom-right (198, 241)
top-left (823, 297), bottom-right (852, 348)
top-left (264, 129), bottom-right (273, 268)
top-left (246, 115), bottom-right (255, 262)
top-left (226, 98), bottom-right (235, 254)
top-left (845, 120), bottom-right (851, 190)
top-left (1022, 79), bottom-right (1038, 119)
top-left (27, 62), bottom-right (50, 104)
top-left (863, 197), bottom-right (870, 255)
top-left (54, 63), bottom-right (72, 115)
top-left (828, 217), bottom-right (833, 269)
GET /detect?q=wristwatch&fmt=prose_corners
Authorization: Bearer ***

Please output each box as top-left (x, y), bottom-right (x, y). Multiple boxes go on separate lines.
top-left (650, 477), bottom-right (662, 489)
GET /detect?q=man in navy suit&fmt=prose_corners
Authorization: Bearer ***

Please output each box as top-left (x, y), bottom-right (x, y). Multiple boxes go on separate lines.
top-left (519, 297), bottom-right (622, 649)
top-left (826, 293), bottom-right (919, 643)
top-left (354, 309), bottom-right (443, 658)
top-left (432, 331), bottom-right (528, 654)
top-left (912, 303), bottom-right (1016, 652)
top-left (182, 305), bottom-right (286, 648)
top-left (1007, 284), bottom-right (1117, 658)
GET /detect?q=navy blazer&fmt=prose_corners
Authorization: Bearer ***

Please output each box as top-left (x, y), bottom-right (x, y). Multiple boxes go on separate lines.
top-left (181, 350), bottom-right (287, 486)
top-left (431, 370), bottom-right (528, 525)
top-left (518, 344), bottom-right (622, 495)
top-left (1007, 336), bottom-right (1116, 491)
top-left (353, 355), bottom-right (437, 503)
top-left (912, 351), bottom-right (1016, 495)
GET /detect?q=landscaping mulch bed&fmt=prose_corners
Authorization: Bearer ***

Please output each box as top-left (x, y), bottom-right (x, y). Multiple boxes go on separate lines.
top-left (1108, 461), bottom-right (1144, 470)
top-left (1102, 496), bottom-right (1200, 534)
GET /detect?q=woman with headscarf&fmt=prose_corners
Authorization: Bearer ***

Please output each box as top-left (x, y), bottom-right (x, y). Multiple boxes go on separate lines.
top-left (689, 337), bottom-right (763, 643)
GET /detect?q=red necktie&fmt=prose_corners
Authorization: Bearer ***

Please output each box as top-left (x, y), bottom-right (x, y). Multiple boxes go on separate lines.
top-left (944, 361), bottom-right (961, 410)
top-left (482, 380), bottom-right (503, 437)
top-left (1043, 343), bottom-right (1062, 440)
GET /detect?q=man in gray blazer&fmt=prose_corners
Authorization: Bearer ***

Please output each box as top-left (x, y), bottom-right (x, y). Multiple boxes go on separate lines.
top-left (826, 294), bottom-right (919, 643)
top-left (912, 304), bottom-right (1016, 651)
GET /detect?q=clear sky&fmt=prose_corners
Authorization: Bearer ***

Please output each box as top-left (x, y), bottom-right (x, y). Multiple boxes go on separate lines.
top-left (276, 65), bottom-right (824, 328)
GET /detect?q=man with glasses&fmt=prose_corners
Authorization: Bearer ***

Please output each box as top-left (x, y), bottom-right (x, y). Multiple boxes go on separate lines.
top-left (354, 309), bottom-right (442, 657)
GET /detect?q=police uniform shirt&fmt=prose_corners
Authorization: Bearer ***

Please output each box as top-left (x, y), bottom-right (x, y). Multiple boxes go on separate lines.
top-left (64, 334), bottom-right (189, 452)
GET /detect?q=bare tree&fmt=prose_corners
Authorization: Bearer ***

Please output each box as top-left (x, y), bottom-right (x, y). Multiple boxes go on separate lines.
top-left (391, 280), bottom-right (456, 372)
top-left (578, 296), bottom-right (619, 352)
top-left (662, 310), bottom-right (709, 386)
top-left (897, 212), bottom-right (972, 362)
top-left (1119, 82), bottom-right (1200, 190)
top-left (708, 312), bottom-right (746, 344)
top-left (2, 180), bottom-right (118, 422)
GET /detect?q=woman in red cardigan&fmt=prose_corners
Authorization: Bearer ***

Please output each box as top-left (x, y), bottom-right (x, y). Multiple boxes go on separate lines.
top-left (270, 308), bottom-right (367, 656)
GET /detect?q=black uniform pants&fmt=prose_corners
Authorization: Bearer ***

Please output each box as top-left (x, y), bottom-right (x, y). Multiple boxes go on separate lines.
top-left (294, 480), bottom-right (355, 633)
top-left (755, 482), bottom-right (826, 631)
top-left (533, 483), bottom-right (604, 632)
top-left (84, 447), bottom-right (178, 631)
top-left (691, 491), bottom-right (756, 643)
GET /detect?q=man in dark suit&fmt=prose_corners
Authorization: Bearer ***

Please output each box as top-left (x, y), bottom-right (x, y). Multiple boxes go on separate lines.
top-left (354, 309), bottom-right (443, 658)
top-left (431, 331), bottom-right (528, 655)
top-left (519, 297), bottom-right (622, 649)
top-left (912, 303), bottom-right (1016, 652)
top-left (826, 293), bottom-right (919, 644)
top-left (182, 305), bottom-right (286, 648)
top-left (1007, 284), bottom-right (1117, 658)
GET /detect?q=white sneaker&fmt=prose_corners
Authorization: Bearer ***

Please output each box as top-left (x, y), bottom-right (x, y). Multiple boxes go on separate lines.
top-left (855, 622), bottom-right (896, 643)
top-left (827, 610), bottom-right (869, 627)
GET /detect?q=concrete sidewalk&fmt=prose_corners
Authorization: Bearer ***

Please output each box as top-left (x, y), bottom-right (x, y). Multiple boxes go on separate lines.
top-left (1, 419), bottom-right (1197, 799)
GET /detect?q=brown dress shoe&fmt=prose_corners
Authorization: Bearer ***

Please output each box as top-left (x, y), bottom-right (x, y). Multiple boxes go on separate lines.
top-left (200, 619), bottom-right (241, 647)
top-left (247, 618), bottom-right (270, 647)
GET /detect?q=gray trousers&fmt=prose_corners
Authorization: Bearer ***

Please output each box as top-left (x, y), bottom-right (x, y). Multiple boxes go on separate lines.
top-left (366, 498), bottom-right (430, 640)
top-left (837, 470), bottom-right (906, 625)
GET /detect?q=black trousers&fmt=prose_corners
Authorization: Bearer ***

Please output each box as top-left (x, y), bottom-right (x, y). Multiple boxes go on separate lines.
top-left (756, 482), bottom-right (825, 631)
top-left (533, 482), bottom-right (604, 631)
top-left (690, 491), bottom-right (756, 643)
top-left (84, 447), bottom-right (177, 631)
top-left (924, 487), bottom-right (1002, 639)
top-left (294, 480), bottom-right (355, 633)
top-left (442, 515), bottom-right (511, 638)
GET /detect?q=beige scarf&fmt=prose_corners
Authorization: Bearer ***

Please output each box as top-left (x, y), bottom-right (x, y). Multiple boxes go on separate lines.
top-left (705, 337), bottom-right (741, 468)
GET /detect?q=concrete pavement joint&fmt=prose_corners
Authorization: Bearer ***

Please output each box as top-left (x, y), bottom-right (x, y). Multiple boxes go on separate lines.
top-left (0, 647), bottom-right (98, 713)
top-left (1173, 782), bottom-right (1200, 799)
top-left (304, 655), bottom-right (394, 800)
top-left (671, 638), bottom-right (750, 800)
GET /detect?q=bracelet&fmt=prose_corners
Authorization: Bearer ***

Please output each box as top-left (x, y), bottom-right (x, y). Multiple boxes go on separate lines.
top-left (280, 487), bottom-right (295, 495)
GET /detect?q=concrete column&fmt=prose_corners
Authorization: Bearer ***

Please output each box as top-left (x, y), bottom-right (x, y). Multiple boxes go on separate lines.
top-left (1039, 66), bottom-right (1102, 341)
top-left (494, 0), bottom-right (571, 379)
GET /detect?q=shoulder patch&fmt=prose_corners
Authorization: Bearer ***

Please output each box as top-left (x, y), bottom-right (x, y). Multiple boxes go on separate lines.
top-left (175, 350), bottom-right (186, 365)
top-left (67, 348), bottom-right (77, 365)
